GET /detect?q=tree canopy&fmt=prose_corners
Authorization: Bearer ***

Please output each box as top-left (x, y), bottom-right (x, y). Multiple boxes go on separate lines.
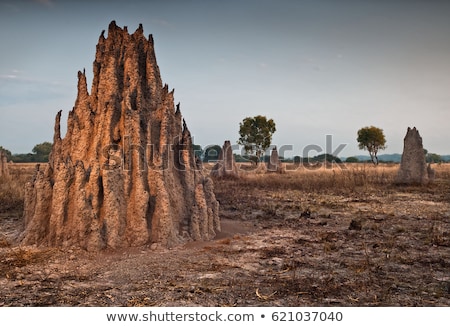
top-left (192, 144), bottom-right (204, 160)
top-left (203, 145), bottom-right (221, 163)
top-left (32, 142), bottom-right (52, 162)
top-left (426, 152), bottom-right (441, 163)
top-left (357, 126), bottom-right (386, 165)
top-left (237, 115), bottom-right (276, 164)
top-left (0, 142), bottom-right (52, 163)
top-left (345, 156), bottom-right (359, 163)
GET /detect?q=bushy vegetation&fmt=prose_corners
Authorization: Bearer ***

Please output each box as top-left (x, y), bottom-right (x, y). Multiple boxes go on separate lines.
top-left (0, 142), bottom-right (52, 163)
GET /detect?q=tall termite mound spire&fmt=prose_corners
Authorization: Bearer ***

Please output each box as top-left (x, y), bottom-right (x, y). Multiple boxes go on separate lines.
top-left (211, 140), bottom-right (239, 179)
top-left (0, 150), bottom-right (9, 177)
top-left (266, 146), bottom-right (285, 174)
top-left (21, 21), bottom-right (220, 250)
top-left (395, 127), bottom-right (434, 185)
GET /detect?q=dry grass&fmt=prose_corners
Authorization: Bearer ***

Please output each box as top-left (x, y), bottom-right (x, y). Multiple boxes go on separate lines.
top-left (0, 176), bottom-right (25, 213)
top-left (241, 163), bottom-right (397, 191)
top-left (0, 163), bottom-right (37, 213)
top-left (0, 247), bottom-right (56, 279)
top-left (216, 163), bottom-right (450, 201)
top-left (0, 163), bottom-right (38, 247)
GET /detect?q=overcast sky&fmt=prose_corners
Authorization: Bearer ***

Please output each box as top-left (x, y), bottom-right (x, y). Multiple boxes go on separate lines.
top-left (1, 0), bottom-right (449, 157)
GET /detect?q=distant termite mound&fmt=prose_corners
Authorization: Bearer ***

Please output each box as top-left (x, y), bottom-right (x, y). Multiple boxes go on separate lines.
top-left (210, 140), bottom-right (239, 179)
top-left (395, 127), bottom-right (434, 185)
top-left (266, 146), bottom-right (285, 174)
top-left (0, 151), bottom-right (9, 178)
top-left (20, 21), bottom-right (220, 250)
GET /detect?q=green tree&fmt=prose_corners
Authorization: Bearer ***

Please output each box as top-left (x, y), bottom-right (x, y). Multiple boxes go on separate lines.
top-left (312, 153), bottom-right (342, 163)
top-left (192, 144), bottom-right (203, 160)
top-left (357, 126), bottom-right (386, 165)
top-left (203, 145), bottom-right (221, 162)
top-left (32, 141), bottom-right (52, 162)
top-left (345, 156), bottom-right (359, 163)
top-left (426, 152), bottom-right (441, 163)
top-left (237, 115), bottom-right (276, 165)
top-left (233, 154), bottom-right (244, 162)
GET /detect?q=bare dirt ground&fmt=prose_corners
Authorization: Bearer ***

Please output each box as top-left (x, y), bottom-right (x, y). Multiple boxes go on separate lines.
top-left (0, 163), bottom-right (449, 306)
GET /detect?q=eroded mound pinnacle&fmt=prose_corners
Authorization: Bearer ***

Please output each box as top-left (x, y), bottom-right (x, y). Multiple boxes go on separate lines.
top-left (395, 127), bottom-right (434, 185)
top-left (21, 21), bottom-right (220, 250)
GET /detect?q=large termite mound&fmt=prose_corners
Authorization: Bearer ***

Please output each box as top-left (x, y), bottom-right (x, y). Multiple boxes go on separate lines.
top-left (395, 127), bottom-right (434, 185)
top-left (20, 21), bottom-right (220, 250)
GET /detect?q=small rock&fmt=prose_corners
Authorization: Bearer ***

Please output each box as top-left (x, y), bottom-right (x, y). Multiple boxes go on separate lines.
top-left (300, 209), bottom-right (311, 218)
top-left (150, 243), bottom-right (160, 250)
top-left (269, 257), bottom-right (284, 267)
top-left (46, 273), bottom-right (60, 281)
top-left (349, 219), bottom-right (362, 231)
top-left (15, 273), bottom-right (25, 280)
top-left (29, 272), bottom-right (43, 281)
